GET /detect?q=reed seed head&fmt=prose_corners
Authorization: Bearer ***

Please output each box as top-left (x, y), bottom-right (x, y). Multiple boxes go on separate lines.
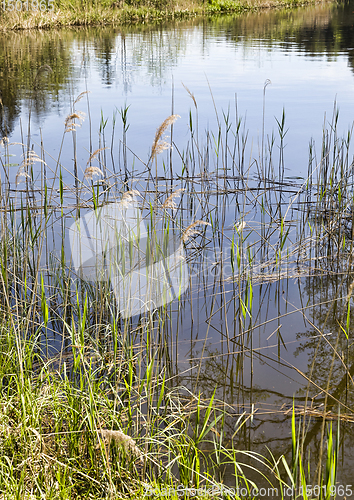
top-left (74, 91), bottom-right (91, 106)
top-left (15, 167), bottom-right (30, 185)
top-left (162, 188), bottom-right (185, 209)
top-left (120, 190), bottom-right (140, 207)
top-left (97, 429), bottom-right (142, 462)
top-left (84, 166), bottom-right (103, 180)
top-left (65, 111), bottom-right (85, 133)
top-left (86, 148), bottom-right (108, 166)
top-left (151, 114), bottom-right (180, 162)
top-left (182, 220), bottom-right (210, 242)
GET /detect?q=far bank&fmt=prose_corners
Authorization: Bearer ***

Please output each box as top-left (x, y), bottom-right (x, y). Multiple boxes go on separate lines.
top-left (0, 0), bottom-right (337, 30)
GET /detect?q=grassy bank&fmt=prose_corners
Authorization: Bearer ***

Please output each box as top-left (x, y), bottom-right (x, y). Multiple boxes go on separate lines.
top-left (0, 0), bottom-right (333, 30)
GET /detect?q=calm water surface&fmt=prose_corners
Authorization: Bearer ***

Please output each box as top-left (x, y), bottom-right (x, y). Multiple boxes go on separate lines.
top-left (2, 1), bottom-right (354, 486)
top-left (2, 2), bottom-right (354, 177)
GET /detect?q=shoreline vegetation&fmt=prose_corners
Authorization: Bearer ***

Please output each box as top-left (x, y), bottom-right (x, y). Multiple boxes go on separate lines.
top-left (0, 79), bottom-right (348, 496)
top-left (0, 0), bottom-right (335, 30)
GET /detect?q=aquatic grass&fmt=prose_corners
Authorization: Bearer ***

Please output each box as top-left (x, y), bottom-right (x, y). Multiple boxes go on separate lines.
top-left (288, 405), bottom-right (340, 499)
top-left (0, 87), bottom-right (354, 498)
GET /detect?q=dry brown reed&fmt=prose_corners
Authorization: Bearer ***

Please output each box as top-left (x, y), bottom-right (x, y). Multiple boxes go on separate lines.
top-left (15, 167), bottom-right (31, 185)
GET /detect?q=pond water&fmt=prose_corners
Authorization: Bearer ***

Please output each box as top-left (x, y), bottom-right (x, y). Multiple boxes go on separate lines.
top-left (2, 0), bottom-right (354, 489)
top-left (2, 2), bottom-right (354, 178)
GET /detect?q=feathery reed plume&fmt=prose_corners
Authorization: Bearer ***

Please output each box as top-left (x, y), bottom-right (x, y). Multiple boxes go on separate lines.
top-left (162, 188), bottom-right (184, 209)
top-left (84, 166), bottom-right (103, 180)
top-left (16, 151), bottom-right (46, 185)
top-left (120, 190), bottom-right (140, 207)
top-left (65, 111), bottom-right (85, 133)
top-left (151, 114), bottom-right (180, 162)
top-left (97, 429), bottom-right (143, 462)
top-left (21, 150), bottom-right (46, 164)
top-left (182, 83), bottom-right (197, 109)
top-left (182, 220), bottom-right (210, 242)
top-left (86, 147), bottom-right (108, 166)
top-left (74, 91), bottom-right (91, 106)
top-left (15, 167), bottom-right (30, 185)
top-left (0, 137), bottom-right (9, 147)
